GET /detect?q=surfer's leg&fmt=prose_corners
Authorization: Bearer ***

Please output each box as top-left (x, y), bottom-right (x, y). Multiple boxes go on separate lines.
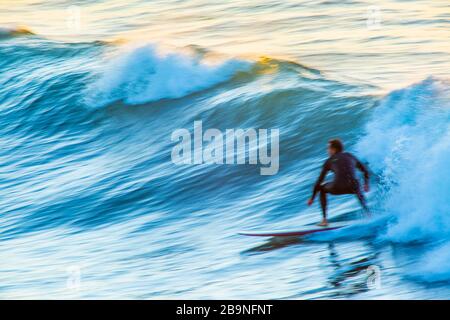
top-left (318, 183), bottom-right (334, 226)
top-left (319, 187), bottom-right (327, 219)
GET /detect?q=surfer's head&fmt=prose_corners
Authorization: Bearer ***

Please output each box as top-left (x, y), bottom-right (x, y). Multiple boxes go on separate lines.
top-left (328, 139), bottom-right (343, 156)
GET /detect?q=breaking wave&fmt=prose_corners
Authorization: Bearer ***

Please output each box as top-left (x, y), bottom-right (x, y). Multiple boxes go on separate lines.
top-left (356, 77), bottom-right (450, 282)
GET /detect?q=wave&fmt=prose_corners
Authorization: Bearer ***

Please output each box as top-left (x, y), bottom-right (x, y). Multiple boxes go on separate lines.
top-left (412, 242), bottom-right (450, 283)
top-left (0, 26), bottom-right (34, 39)
top-left (356, 76), bottom-right (450, 282)
top-left (86, 43), bottom-right (254, 106)
top-left (0, 36), bottom-right (375, 238)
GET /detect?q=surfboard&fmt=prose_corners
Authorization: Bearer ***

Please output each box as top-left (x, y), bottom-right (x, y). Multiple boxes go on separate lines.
top-left (238, 221), bottom-right (349, 237)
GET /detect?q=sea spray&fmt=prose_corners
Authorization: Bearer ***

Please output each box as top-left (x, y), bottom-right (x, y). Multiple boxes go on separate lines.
top-left (356, 77), bottom-right (450, 282)
top-left (87, 43), bottom-right (252, 106)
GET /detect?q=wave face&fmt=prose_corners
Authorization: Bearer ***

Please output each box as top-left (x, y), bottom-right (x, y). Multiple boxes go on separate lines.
top-left (0, 34), bottom-right (449, 298)
top-left (356, 77), bottom-right (450, 282)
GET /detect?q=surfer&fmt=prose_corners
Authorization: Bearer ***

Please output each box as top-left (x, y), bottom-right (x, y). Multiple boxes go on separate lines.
top-left (307, 139), bottom-right (370, 226)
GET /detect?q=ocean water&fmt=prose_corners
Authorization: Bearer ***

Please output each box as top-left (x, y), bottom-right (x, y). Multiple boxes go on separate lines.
top-left (0, 0), bottom-right (449, 299)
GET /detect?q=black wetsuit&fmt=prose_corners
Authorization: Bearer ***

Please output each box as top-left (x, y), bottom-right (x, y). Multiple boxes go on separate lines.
top-left (311, 152), bottom-right (370, 218)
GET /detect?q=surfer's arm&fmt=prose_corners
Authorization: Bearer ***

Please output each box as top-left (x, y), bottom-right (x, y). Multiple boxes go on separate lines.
top-left (355, 157), bottom-right (370, 185)
top-left (311, 160), bottom-right (330, 200)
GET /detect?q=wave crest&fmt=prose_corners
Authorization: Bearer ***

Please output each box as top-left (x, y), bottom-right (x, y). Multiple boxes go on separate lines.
top-left (86, 43), bottom-right (253, 106)
top-left (0, 26), bottom-right (34, 39)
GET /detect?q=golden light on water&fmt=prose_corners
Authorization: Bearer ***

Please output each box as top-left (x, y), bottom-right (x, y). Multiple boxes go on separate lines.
top-left (0, 0), bottom-right (449, 89)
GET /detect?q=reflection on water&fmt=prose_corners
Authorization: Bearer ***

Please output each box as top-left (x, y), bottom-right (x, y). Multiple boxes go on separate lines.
top-left (242, 237), bottom-right (383, 299)
top-left (325, 243), bottom-right (380, 298)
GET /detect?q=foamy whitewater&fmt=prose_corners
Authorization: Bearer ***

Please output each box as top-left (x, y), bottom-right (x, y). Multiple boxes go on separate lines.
top-left (357, 77), bottom-right (450, 282)
top-left (88, 44), bottom-right (253, 105)
top-left (0, 0), bottom-right (449, 299)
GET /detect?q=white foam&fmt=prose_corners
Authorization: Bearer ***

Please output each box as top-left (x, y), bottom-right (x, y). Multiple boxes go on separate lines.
top-left (87, 43), bottom-right (252, 106)
top-left (356, 77), bottom-right (450, 281)
top-left (413, 242), bottom-right (450, 282)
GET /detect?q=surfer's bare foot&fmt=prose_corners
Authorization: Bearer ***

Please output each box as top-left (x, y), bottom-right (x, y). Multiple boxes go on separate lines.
top-left (318, 219), bottom-right (328, 226)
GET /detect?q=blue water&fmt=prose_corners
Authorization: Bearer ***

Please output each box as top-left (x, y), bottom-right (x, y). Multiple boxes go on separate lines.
top-left (0, 0), bottom-right (449, 299)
